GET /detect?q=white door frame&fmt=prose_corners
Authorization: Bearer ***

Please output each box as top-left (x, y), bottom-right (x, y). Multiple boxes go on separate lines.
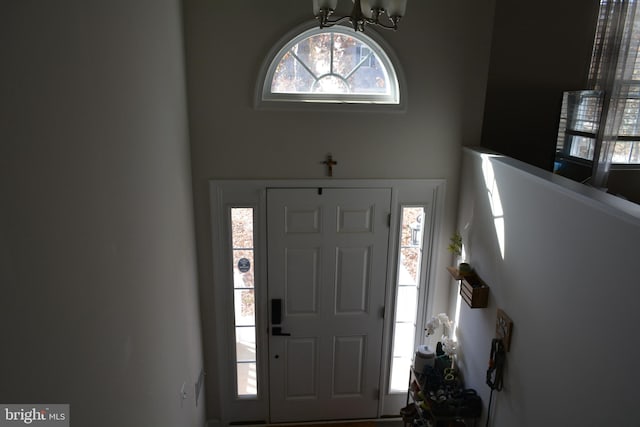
top-left (209, 179), bottom-right (446, 425)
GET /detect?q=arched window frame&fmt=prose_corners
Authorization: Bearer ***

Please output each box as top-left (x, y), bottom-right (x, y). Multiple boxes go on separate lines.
top-left (255, 22), bottom-right (406, 111)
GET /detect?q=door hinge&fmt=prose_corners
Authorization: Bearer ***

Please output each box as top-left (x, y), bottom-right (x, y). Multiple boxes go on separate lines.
top-left (380, 306), bottom-right (385, 319)
top-left (387, 213), bottom-right (391, 227)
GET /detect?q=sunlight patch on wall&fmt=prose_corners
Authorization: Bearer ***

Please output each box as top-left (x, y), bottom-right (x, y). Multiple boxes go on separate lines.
top-left (481, 154), bottom-right (506, 259)
top-left (453, 244), bottom-right (465, 341)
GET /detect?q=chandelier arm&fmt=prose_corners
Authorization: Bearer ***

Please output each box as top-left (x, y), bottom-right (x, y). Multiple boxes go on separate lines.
top-left (370, 12), bottom-right (401, 30)
top-left (320, 15), bottom-right (354, 26)
top-left (314, 1), bottom-right (402, 32)
top-left (368, 18), bottom-right (398, 31)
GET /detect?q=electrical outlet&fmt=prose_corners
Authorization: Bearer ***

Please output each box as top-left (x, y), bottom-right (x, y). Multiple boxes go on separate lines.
top-left (496, 308), bottom-right (513, 352)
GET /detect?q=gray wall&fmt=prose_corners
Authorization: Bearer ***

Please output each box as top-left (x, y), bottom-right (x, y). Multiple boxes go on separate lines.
top-left (608, 169), bottom-right (640, 204)
top-left (182, 0), bottom-right (495, 420)
top-left (0, 2), bottom-right (205, 426)
top-left (481, 0), bottom-right (600, 170)
top-left (456, 148), bottom-right (640, 426)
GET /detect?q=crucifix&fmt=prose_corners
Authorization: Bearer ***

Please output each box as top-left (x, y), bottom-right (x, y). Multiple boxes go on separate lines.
top-left (322, 154), bottom-right (337, 177)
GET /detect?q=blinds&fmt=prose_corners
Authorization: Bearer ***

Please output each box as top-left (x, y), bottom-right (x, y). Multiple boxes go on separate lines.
top-left (556, 90), bottom-right (603, 161)
top-left (589, 0), bottom-right (640, 182)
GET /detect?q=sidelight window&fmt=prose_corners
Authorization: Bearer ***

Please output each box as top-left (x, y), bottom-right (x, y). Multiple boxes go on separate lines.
top-left (389, 206), bottom-right (426, 392)
top-left (231, 207), bottom-right (258, 397)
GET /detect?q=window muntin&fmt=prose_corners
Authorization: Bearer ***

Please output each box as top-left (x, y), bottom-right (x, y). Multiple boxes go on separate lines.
top-left (262, 26), bottom-right (400, 104)
top-left (231, 207), bottom-right (258, 397)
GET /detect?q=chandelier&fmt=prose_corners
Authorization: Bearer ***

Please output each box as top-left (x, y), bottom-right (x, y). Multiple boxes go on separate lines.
top-left (313, 0), bottom-right (408, 32)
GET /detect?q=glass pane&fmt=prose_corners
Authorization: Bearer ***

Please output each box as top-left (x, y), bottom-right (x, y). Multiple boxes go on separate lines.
top-left (236, 363), bottom-right (257, 396)
top-left (233, 250), bottom-right (254, 288)
top-left (393, 322), bottom-right (415, 359)
top-left (231, 208), bottom-right (254, 249)
top-left (389, 356), bottom-right (412, 392)
top-left (295, 33), bottom-right (332, 76)
top-left (399, 248), bottom-right (421, 286)
top-left (234, 289), bottom-right (255, 326)
top-left (332, 33), bottom-right (361, 77)
top-left (571, 93), bottom-right (602, 133)
top-left (619, 99), bottom-right (640, 136)
top-left (345, 43), bottom-right (389, 95)
top-left (236, 326), bottom-right (256, 362)
top-left (569, 135), bottom-right (595, 160)
top-left (271, 51), bottom-right (315, 93)
top-left (347, 66), bottom-right (389, 95)
top-left (395, 285), bottom-right (417, 323)
top-left (400, 207), bottom-right (423, 247)
top-left (630, 141), bottom-right (640, 163)
top-left (313, 75), bottom-right (349, 93)
top-left (612, 140), bottom-right (640, 163)
top-left (632, 141), bottom-right (640, 163)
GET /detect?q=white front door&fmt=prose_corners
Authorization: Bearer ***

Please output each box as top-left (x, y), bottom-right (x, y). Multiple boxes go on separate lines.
top-left (267, 188), bottom-right (391, 423)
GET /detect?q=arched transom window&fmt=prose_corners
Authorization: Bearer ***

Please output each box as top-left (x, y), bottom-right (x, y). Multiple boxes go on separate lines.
top-left (260, 26), bottom-right (400, 104)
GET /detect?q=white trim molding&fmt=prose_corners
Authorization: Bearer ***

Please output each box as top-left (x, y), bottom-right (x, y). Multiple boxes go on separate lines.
top-left (209, 179), bottom-right (446, 425)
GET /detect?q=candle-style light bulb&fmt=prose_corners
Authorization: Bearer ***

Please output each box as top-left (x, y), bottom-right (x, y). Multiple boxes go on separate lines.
top-left (383, 0), bottom-right (407, 17)
top-left (313, 0), bottom-right (338, 16)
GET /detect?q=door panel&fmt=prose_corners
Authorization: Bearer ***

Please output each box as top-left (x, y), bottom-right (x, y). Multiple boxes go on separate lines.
top-left (337, 206), bottom-right (374, 233)
top-left (285, 338), bottom-right (317, 398)
top-left (332, 335), bottom-right (365, 395)
top-left (335, 247), bottom-right (371, 314)
top-left (267, 188), bottom-right (391, 422)
top-left (285, 207), bottom-right (321, 233)
top-left (285, 248), bottom-right (319, 315)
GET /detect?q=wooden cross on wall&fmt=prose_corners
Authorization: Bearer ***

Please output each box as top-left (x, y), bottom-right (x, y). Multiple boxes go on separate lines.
top-left (322, 154), bottom-right (337, 177)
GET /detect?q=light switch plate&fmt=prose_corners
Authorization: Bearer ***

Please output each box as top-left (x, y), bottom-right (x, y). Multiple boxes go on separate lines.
top-left (496, 308), bottom-right (513, 351)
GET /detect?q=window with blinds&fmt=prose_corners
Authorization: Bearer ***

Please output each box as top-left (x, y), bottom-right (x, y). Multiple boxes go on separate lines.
top-left (588, 0), bottom-right (640, 165)
top-left (555, 0), bottom-right (640, 185)
top-left (556, 90), bottom-right (604, 162)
